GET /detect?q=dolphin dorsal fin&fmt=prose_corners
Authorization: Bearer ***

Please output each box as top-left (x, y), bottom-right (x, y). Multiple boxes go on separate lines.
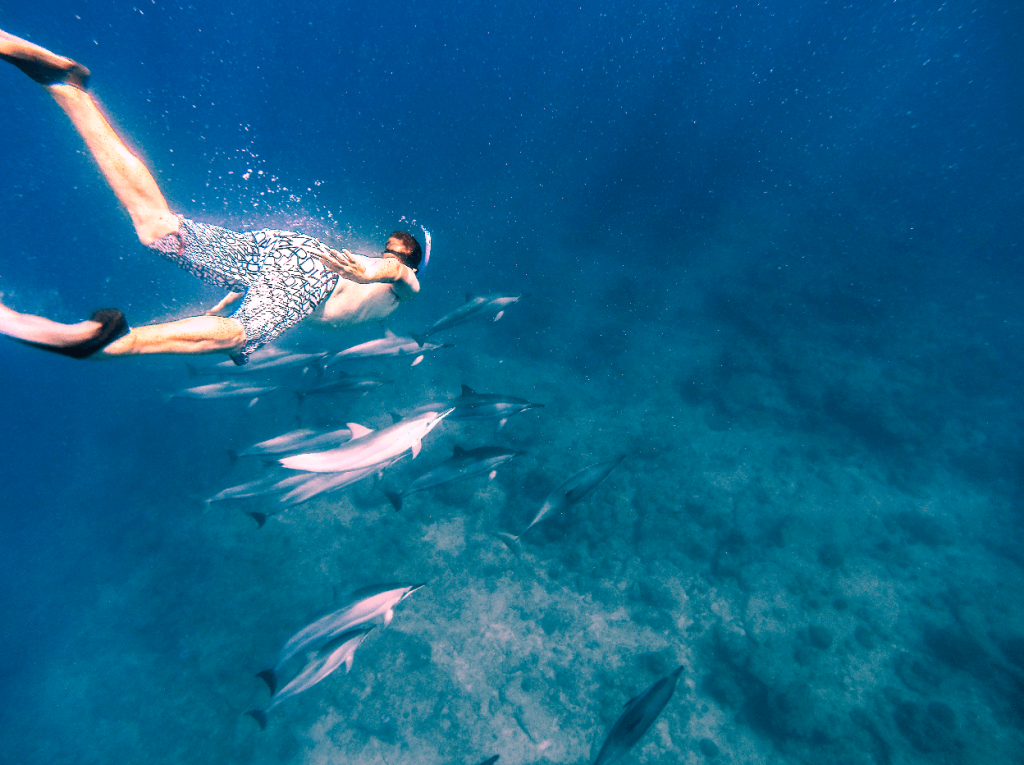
top-left (383, 328), bottom-right (397, 339)
top-left (461, 384), bottom-right (476, 396)
top-left (453, 445), bottom-right (467, 457)
top-left (465, 293), bottom-right (474, 302)
top-left (389, 412), bottom-right (403, 424)
top-left (348, 423), bottom-right (373, 439)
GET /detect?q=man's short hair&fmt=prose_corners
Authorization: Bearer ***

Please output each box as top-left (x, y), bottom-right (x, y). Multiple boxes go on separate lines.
top-left (388, 231), bottom-right (423, 271)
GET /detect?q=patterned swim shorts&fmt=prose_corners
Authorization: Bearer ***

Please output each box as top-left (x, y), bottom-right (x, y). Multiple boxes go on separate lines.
top-left (148, 216), bottom-right (339, 364)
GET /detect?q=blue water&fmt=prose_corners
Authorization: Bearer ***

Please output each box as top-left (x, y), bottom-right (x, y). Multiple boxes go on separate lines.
top-left (2, 1), bottom-right (1023, 763)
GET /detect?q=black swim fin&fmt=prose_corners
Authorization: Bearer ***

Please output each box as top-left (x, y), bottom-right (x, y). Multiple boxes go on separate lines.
top-left (19, 308), bottom-right (128, 359)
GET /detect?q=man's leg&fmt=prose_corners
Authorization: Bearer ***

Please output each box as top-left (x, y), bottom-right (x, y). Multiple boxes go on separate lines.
top-left (2, 31), bottom-right (248, 360)
top-left (0, 30), bottom-right (178, 244)
top-left (97, 316), bottom-right (246, 358)
top-left (0, 299), bottom-right (245, 359)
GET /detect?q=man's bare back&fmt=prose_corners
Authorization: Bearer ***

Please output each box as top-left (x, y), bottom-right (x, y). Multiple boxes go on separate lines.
top-left (311, 248), bottom-right (420, 328)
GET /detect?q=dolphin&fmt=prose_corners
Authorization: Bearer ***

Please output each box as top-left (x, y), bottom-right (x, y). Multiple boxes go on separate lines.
top-left (445, 385), bottom-right (544, 430)
top-left (164, 380), bottom-right (278, 401)
top-left (497, 455), bottom-right (624, 550)
top-left (188, 347), bottom-right (327, 376)
top-left (414, 293), bottom-right (524, 343)
top-left (591, 666), bottom-right (684, 765)
top-left (383, 445), bottom-right (524, 511)
top-left (205, 472), bottom-right (311, 504)
top-left (295, 371), bottom-right (392, 399)
top-left (279, 409), bottom-right (453, 474)
top-left (258, 583), bottom-right (424, 694)
top-left (245, 460), bottom-right (397, 528)
top-left (326, 329), bottom-right (451, 367)
top-left (235, 427), bottom-right (353, 459)
top-left (247, 626), bottom-right (374, 730)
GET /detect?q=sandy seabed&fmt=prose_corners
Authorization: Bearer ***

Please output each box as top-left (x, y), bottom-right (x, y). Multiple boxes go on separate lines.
top-left (4, 242), bottom-right (1024, 765)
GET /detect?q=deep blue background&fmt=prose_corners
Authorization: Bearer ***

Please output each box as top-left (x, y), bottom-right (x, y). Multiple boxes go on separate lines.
top-left (2, 0), bottom-right (1023, 750)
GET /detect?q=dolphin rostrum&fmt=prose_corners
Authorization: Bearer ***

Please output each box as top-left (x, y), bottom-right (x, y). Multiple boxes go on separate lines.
top-left (414, 293), bottom-right (524, 343)
top-left (383, 445), bottom-right (524, 511)
top-left (279, 409), bottom-right (453, 473)
top-left (257, 583), bottom-right (425, 695)
top-left (497, 455), bottom-right (624, 550)
top-left (591, 666), bottom-right (684, 764)
top-left (247, 626), bottom-right (374, 730)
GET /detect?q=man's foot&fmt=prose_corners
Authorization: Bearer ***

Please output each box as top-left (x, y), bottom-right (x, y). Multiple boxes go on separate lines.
top-left (0, 304), bottom-right (129, 359)
top-left (0, 30), bottom-right (90, 89)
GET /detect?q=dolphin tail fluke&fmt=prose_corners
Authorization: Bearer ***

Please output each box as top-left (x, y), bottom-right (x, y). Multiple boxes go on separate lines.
top-left (492, 532), bottom-right (522, 557)
top-left (382, 489), bottom-right (403, 512)
top-left (246, 512), bottom-right (268, 529)
top-left (256, 669), bottom-right (277, 695)
top-left (245, 709), bottom-right (268, 730)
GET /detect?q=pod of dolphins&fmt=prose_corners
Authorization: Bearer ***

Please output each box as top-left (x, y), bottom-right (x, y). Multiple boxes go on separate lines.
top-left (177, 293), bottom-right (684, 762)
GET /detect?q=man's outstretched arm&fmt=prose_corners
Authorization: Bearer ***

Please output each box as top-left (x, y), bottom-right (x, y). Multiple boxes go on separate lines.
top-left (320, 249), bottom-right (420, 300)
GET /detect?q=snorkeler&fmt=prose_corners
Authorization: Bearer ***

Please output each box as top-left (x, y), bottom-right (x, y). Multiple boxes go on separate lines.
top-left (0, 29), bottom-right (422, 365)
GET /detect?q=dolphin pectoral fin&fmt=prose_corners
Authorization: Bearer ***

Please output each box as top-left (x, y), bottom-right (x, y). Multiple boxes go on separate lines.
top-left (256, 669), bottom-right (277, 695)
top-left (494, 310), bottom-right (504, 321)
top-left (383, 489), bottom-right (403, 511)
top-left (489, 470), bottom-right (498, 480)
top-left (411, 439), bottom-right (422, 459)
top-left (411, 355), bottom-right (424, 366)
top-left (248, 397), bottom-right (259, 408)
top-left (246, 709), bottom-right (268, 730)
top-left (383, 607), bottom-right (395, 628)
top-left (344, 653), bottom-right (355, 673)
top-left (492, 532), bottom-right (522, 557)
top-left (495, 419), bottom-right (508, 433)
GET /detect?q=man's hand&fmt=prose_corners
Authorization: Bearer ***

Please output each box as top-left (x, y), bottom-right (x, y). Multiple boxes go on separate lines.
top-left (320, 248), bottom-right (375, 283)
top-left (206, 291), bottom-right (244, 316)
